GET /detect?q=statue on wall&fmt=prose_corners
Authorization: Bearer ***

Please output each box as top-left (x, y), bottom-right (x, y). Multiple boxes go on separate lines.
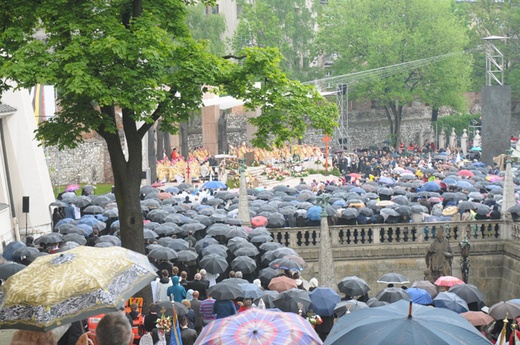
top-left (424, 228), bottom-right (453, 283)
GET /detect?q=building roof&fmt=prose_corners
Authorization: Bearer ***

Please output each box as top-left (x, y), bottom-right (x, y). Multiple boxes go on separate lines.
top-left (0, 104), bottom-right (17, 115)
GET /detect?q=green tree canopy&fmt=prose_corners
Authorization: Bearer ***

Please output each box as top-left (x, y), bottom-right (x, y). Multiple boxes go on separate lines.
top-left (233, 0), bottom-right (321, 81)
top-left (1, 0), bottom-right (338, 259)
top-left (186, 3), bottom-right (227, 56)
top-left (319, 0), bottom-right (472, 146)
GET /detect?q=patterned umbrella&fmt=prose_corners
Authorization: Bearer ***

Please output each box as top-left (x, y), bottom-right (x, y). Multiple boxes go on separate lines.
top-left (195, 308), bottom-right (322, 345)
top-left (461, 311), bottom-right (494, 326)
top-left (0, 247), bottom-right (156, 331)
top-left (434, 276), bottom-right (464, 288)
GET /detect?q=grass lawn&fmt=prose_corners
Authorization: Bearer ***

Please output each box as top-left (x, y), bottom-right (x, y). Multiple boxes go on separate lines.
top-left (53, 183), bottom-right (113, 198)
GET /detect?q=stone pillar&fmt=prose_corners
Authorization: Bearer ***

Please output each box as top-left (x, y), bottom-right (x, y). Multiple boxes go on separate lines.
top-left (318, 195), bottom-right (335, 288)
top-left (418, 128), bottom-right (424, 148)
top-left (439, 129), bottom-right (446, 149)
top-left (473, 130), bottom-right (482, 149)
top-left (238, 164), bottom-right (251, 226)
top-left (461, 129), bottom-right (468, 155)
top-left (449, 128), bottom-right (457, 149)
top-left (500, 156), bottom-right (514, 240)
top-left (482, 85), bottom-right (511, 166)
top-left (201, 104), bottom-right (220, 156)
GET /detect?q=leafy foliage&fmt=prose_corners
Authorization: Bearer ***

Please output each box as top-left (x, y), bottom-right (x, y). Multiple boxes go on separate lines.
top-left (437, 114), bottom-right (480, 137)
top-left (186, 3), bottom-right (227, 56)
top-left (233, 0), bottom-right (321, 81)
top-left (319, 0), bottom-right (472, 146)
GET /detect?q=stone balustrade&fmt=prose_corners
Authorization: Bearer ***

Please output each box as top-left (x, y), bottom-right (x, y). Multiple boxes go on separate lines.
top-left (269, 219), bottom-right (504, 249)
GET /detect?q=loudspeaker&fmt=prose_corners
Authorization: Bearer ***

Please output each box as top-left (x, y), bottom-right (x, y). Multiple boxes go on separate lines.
top-left (338, 84), bottom-right (348, 96)
top-left (141, 171), bottom-right (147, 179)
top-left (22, 196), bottom-right (29, 213)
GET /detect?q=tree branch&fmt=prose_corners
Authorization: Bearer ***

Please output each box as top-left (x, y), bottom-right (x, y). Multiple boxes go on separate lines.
top-left (222, 55), bottom-right (246, 60)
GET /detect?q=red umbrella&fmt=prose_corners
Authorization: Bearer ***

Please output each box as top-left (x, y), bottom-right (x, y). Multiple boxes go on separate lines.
top-left (251, 216), bottom-right (268, 228)
top-left (434, 276), bottom-right (464, 287)
top-left (348, 173), bottom-right (361, 179)
top-left (151, 182), bottom-right (164, 188)
top-left (65, 184), bottom-right (80, 192)
top-left (457, 170), bottom-right (474, 177)
top-left (157, 192), bottom-right (172, 200)
top-left (268, 276), bottom-right (298, 293)
top-left (461, 311), bottom-right (494, 326)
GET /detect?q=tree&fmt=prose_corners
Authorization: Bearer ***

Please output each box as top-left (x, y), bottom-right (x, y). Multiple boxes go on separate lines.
top-left (186, 3), bottom-right (226, 56)
top-left (319, 0), bottom-right (472, 147)
top-left (1, 0), bottom-right (338, 259)
top-left (233, 0), bottom-right (321, 81)
top-left (459, 0), bottom-right (520, 99)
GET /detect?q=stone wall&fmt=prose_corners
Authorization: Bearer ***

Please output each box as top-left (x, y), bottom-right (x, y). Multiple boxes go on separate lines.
top-left (44, 139), bottom-right (113, 188)
top-left (298, 240), bottom-right (517, 305)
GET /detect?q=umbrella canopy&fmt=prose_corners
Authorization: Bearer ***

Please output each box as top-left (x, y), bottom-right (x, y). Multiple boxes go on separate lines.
top-left (2, 241), bottom-right (26, 261)
top-left (273, 288), bottom-right (311, 314)
top-left (461, 311), bottom-right (494, 327)
top-left (269, 258), bottom-right (303, 271)
top-left (433, 292), bottom-right (469, 314)
top-left (238, 283), bottom-right (264, 300)
top-left (405, 288), bottom-right (433, 305)
top-left (324, 300), bottom-right (492, 345)
top-left (176, 250), bottom-right (198, 262)
top-left (231, 256), bottom-right (257, 274)
top-left (434, 276), bottom-right (464, 288)
top-left (155, 300), bottom-right (189, 317)
top-left (449, 284), bottom-right (485, 306)
top-left (489, 301), bottom-right (520, 319)
top-left (337, 276), bottom-right (370, 297)
top-left (0, 246), bottom-right (156, 331)
top-left (207, 281), bottom-right (244, 301)
top-left (375, 287), bottom-right (410, 303)
top-left (411, 280), bottom-right (438, 298)
top-left (195, 308), bottom-right (322, 345)
top-left (377, 272), bottom-right (410, 284)
top-left (334, 300), bottom-right (369, 317)
top-left (309, 287), bottom-right (341, 316)
top-left (202, 180), bottom-right (227, 189)
top-left (199, 254), bottom-right (229, 274)
top-left (12, 246), bottom-right (41, 260)
top-left (0, 262), bottom-right (26, 280)
top-left (268, 276), bottom-right (298, 293)
top-left (147, 247), bottom-right (178, 261)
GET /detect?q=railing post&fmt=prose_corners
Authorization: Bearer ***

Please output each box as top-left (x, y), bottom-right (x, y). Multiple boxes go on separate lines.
top-left (373, 226), bottom-right (380, 244)
top-left (288, 229), bottom-right (298, 248)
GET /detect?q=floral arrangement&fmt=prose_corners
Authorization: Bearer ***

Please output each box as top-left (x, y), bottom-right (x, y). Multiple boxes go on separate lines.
top-left (156, 309), bottom-right (172, 332)
top-left (306, 310), bottom-right (323, 328)
top-left (314, 160), bottom-right (322, 165)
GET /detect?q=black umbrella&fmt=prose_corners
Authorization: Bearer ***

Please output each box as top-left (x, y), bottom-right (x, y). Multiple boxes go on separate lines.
top-left (12, 247), bottom-right (41, 260)
top-left (96, 235), bottom-right (121, 246)
top-left (258, 267), bottom-right (277, 286)
top-left (195, 237), bottom-right (219, 253)
top-left (176, 250), bottom-right (198, 262)
top-left (458, 201), bottom-right (477, 213)
top-left (166, 239), bottom-right (190, 251)
top-left (271, 247), bottom-right (298, 259)
top-left (143, 229), bottom-right (159, 240)
top-left (199, 254), bottom-right (229, 274)
top-left (232, 245), bottom-right (259, 257)
top-left (341, 208), bottom-right (358, 219)
top-left (255, 290), bottom-right (279, 309)
top-left (201, 244), bottom-right (228, 258)
top-left (83, 205), bottom-right (104, 214)
top-left (61, 234), bottom-right (87, 246)
top-left (266, 214), bottom-right (285, 228)
top-left (230, 256), bottom-right (257, 274)
top-left (475, 204), bottom-right (492, 216)
top-left (337, 276), bottom-right (370, 297)
top-left (36, 233), bottom-right (63, 245)
top-left (181, 222), bottom-right (206, 235)
top-left (269, 258), bottom-right (302, 271)
top-left (0, 261), bottom-right (26, 280)
top-left (334, 300), bottom-right (369, 317)
top-left (207, 223), bottom-right (229, 237)
top-left (377, 272), bottom-right (410, 284)
top-left (211, 214), bottom-right (228, 223)
top-left (226, 237), bottom-right (249, 253)
top-left (147, 247), bottom-right (178, 261)
top-left (273, 288), bottom-right (311, 314)
top-left (207, 281), bottom-right (244, 300)
top-left (259, 242), bottom-right (283, 251)
top-left (224, 226), bottom-right (248, 239)
top-left (57, 242), bottom-right (81, 252)
top-left (376, 287), bottom-right (410, 303)
top-left (156, 300), bottom-right (189, 316)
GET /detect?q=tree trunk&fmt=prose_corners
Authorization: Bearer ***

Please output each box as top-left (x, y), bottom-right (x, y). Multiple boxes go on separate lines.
top-left (100, 107), bottom-right (152, 308)
top-left (384, 105), bottom-right (395, 148)
top-left (148, 127), bottom-right (156, 183)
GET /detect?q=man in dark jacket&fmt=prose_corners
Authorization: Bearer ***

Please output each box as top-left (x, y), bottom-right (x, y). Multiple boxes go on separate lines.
top-left (187, 273), bottom-right (208, 300)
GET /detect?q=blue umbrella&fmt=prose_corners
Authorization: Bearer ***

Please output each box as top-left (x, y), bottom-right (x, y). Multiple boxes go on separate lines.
top-left (406, 288), bottom-right (433, 305)
top-left (309, 287), bottom-right (341, 316)
top-left (2, 241), bottom-right (26, 261)
top-left (350, 187), bottom-right (366, 195)
top-left (421, 181), bottom-right (441, 192)
top-left (202, 181), bottom-right (227, 189)
top-left (442, 178), bottom-right (458, 186)
top-left (165, 186), bottom-right (179, 194)
top-left (306, 206), bottom-right (322, 221)
top-left (325, 300), bottom-right (492, 345)
top-left (76, 223), bottom-right (93, 236)
top-left (379, 177), bottom-right (395, 185)
top-left (456, 180), bottom-right (473, 189)
top-left (472, 162), bottom-right (486, 167)
top-left (434, 292), bottom-right (469, 314)
top-left (238, 283), bottom-right (264, 299)
top-left (471, 147), bottom-right (482, 152)
top-left (332, 199), bottom-right (347, 207)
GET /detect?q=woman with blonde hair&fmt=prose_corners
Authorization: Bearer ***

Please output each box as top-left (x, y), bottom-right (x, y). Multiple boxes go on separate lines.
top-left (10, 330), bottom-right (56, 345)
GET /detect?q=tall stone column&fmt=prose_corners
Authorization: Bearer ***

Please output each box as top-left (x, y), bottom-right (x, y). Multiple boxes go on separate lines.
top-left (318, 195), bottom-right (336, 289)
top-left (500, 152), bottom-right (514, 240)
top-left (461, 129), bottom-right (468, 155)
top-left (238, 160), bottom-right (251, 226)
top-left (449, 128), bottom-right (457, 149)
top-left (439, 129), bottom-right (446, 149)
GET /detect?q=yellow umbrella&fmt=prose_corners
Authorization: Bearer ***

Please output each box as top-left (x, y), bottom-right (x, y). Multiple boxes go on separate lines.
top-left (0, 246), bottom-right (156, 331)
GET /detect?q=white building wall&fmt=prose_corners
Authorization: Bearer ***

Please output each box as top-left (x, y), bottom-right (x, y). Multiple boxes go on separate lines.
top-left (0, 86), bottom-right (55, 241)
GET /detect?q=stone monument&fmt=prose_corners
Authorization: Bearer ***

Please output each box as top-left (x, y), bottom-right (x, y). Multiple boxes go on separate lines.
top-left (424, 228), bottom-right (453, 283)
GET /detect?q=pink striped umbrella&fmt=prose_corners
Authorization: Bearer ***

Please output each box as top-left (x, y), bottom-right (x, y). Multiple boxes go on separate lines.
top-left (194, 308), bottom-right (322, 345)
top-left (434, 275), bottom-right (464, 287)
